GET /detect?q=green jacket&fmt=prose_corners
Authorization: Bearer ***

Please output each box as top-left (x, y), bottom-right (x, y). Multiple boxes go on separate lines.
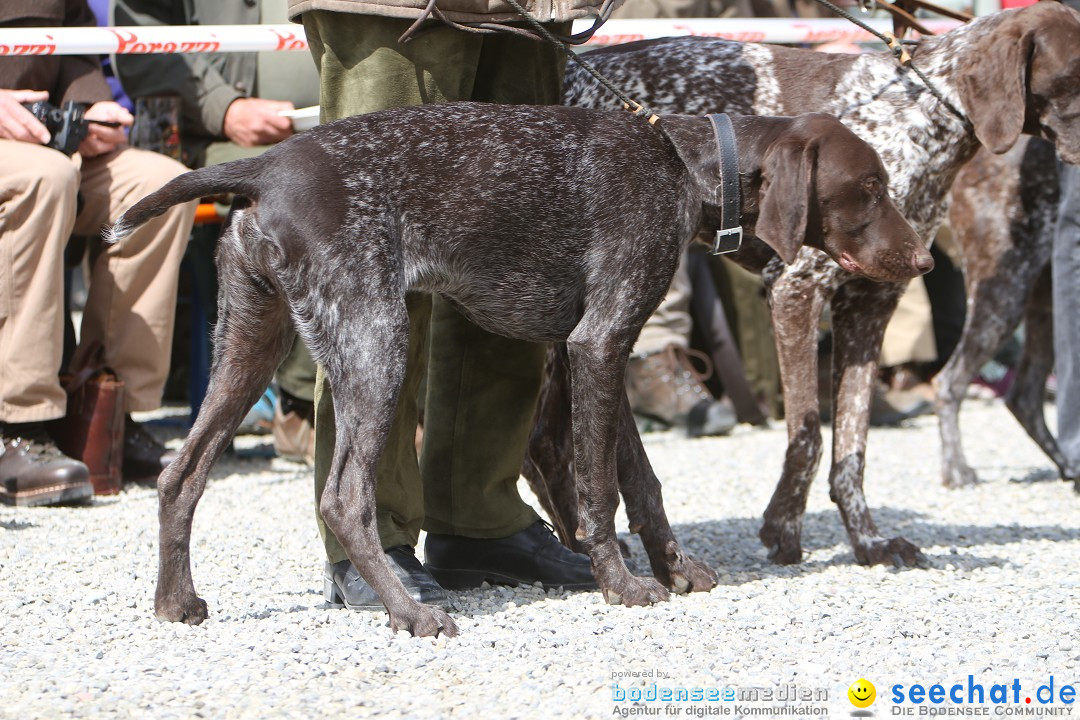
top-left (113, 0), bottom-right (319, 166)
top-left (286, 0), bottom-right (615, 26)
top-left (113, 0), bottom-right (258, 151)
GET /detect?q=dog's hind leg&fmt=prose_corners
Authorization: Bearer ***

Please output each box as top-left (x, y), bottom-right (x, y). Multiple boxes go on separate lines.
top-left (155, 244), bottom-right (294, 624)
top-left (317, 296), bottom-right (457, 638)
top-left (522, 344), bottom-right (582, 551)
top-left (566, 325), bottom-right (668, 607)
top-left (614, 392), bottom-right (718, 594)
top-left (759, 265), bottom-right (830, 564)
top-left (1005, 265), bottom-right (1070, 478)
top-left (935, 254), bottom-right (1039, 488)
top-left (828, 279), bottom-right (924, 568)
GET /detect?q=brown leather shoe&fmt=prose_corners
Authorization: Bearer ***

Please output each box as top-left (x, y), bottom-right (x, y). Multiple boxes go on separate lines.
top-left (0, 426), bottom-right (93, 507)
top-left (625, 344), bottom-right (737, 437)
top-left (123, 416), bottom-right (175, 483)
top-left (272, 397), bottom-right (314, 466)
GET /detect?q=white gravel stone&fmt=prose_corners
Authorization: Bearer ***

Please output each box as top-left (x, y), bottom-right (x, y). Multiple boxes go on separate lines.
top-left (2, 400), bottom-right (1079, 718)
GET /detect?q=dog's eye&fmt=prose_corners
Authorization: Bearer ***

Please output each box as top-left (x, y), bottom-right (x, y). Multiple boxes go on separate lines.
top-left (863, 178), bottom-right (883, 202)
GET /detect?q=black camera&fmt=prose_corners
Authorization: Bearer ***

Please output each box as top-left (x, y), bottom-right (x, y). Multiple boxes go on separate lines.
top-left (23, 101), bottom-right (91, 156)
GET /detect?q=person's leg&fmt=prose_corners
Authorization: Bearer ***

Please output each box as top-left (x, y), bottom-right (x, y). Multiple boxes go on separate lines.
top-left (1053, 159), bottom-right (1080, 481)
top-left (420, 25), bottom-right (594, 589)
top-left (272, 337), bottom-right (317, 465)
top-left (304, 11), bottom-right (485, 559)
top-left (0, 142), bottom-right (76, 423)
top-left (74, 147), bottom-right (195, 411)
top-left (0, 141), bottom-right (93, 506)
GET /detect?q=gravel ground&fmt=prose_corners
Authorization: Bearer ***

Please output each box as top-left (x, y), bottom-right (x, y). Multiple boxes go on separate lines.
top-left (2, 398), bottom-right (1079, 720)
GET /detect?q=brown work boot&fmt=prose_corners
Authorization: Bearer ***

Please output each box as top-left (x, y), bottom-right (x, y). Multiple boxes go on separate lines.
top-left (272, 392), bottom-right (314, 466)
top-left (625, 344), bottom-right (737, 437)
top-left (0, 423), bottom-right (93, 507)
top-left (123, 416), bottom-right (176, 484)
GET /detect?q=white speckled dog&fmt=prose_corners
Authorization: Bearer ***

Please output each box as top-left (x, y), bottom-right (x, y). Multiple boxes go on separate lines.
top-left (111, 102), bottom-right (927, 637)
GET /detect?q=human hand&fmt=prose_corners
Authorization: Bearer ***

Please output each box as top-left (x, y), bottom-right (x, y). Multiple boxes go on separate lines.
top-left (223, 98), bottom-right (295, 147)
top-left (0, 89), bottom-right (51, 144)
top-left (79, 101), bottom-right (134, 158)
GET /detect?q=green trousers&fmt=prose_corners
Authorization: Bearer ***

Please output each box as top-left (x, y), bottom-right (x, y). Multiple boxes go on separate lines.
top-left (304, 12), bottom-right (569, 561)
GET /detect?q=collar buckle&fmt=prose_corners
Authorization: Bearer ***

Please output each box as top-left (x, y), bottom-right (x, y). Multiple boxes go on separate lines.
top-left (712, 226), bottom-right (743, 255)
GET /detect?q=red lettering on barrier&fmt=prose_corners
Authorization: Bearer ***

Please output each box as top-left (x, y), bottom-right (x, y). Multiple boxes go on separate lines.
top-left (179, 41), bottom-right (220, 53)
top-left (585, 33), bottom-right (646, 45)
top-left (272, 29), bottom-right (307, 51)
top-left (113, 29), bottom-right (214, 53)
top-left (0, 35), bottom-right (57, 56)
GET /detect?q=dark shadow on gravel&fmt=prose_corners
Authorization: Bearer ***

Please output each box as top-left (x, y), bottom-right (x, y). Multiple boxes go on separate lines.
top-left (1, 518), bottom-right (36, 530)
top-left (435, 505), bottom-right (1080, 618)
top-left (1007, 467), bottom-right (1062, 484)
top-left (641, 506), bottom-right (1078, 584)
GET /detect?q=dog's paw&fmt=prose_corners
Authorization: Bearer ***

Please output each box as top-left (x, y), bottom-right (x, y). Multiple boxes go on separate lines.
top-left (759, 519), bottom-right (804, 565)
top-left (857, 536), bottom-right (927, 569)
top-left (943, 463), bottom-right (979, 489)
top-left (389, 604), bottom-right (459, 638)
top-left (668, 557), bottom-right (718, 594)
top-left (601, 576), bottom-right (670, 607)
top-left (155, 594), bottom-right (209, 625)
top-left (653, 540), bottom-right (717, 594)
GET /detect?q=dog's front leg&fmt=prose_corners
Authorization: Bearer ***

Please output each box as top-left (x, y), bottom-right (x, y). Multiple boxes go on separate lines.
top-left (759, 260), bottom-right (830, 564)
top-left (829, 279), bottom-right (925, 568)
top-left (614, 393), bottom-right (718, 594)
top-left (319, 311), bottom-right (457, 638)
top-left (567, 332), bottom-right (668, 607)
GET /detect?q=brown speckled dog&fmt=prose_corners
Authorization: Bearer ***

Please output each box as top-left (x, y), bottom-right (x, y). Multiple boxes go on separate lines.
top-left (936, 139), bottom-right (1065, 488)
top-left (110, 102), bottom-right (926, 637)
top-left (529, 2), bottom-right (1080, 570)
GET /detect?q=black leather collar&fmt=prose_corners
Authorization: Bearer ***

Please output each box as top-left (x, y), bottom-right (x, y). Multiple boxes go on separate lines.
top-left (707, 113), bottom-right (743, 255)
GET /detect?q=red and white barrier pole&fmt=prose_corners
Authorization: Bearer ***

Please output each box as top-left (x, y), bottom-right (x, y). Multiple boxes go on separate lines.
top-left (0, 17), bottom-right (960, 57)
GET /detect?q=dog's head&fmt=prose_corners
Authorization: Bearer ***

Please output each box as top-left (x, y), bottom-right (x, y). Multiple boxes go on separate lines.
top-left (957, 1), bottom-right (1080, 163)
top-left (754, 113), bottom-right (933, 282)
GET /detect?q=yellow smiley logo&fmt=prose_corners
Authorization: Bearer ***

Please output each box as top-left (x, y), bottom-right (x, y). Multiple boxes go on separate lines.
top-left (848, 679), bottom-right (876, 708)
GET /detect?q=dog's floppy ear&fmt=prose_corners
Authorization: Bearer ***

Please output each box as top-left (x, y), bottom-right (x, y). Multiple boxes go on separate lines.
top-left (755, 140), bottom-right (815, 265)
top-left (957, 19), bottom-right (1035, 154)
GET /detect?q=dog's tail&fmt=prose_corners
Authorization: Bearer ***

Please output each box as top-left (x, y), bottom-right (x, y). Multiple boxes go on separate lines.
top-left (105, 158), bottom-right (263, 244)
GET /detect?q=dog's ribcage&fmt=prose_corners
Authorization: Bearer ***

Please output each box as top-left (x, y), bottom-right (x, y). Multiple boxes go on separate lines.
top-left (564, 27), bottom-right (989, 286)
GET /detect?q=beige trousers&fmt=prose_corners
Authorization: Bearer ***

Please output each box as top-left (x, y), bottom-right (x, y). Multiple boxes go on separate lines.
top-left (0, 140), bottom-right (195, 422)
top-left (633, 249), bottom-right (693, 355)
top-left (879, 276), bottom-right (937, 368)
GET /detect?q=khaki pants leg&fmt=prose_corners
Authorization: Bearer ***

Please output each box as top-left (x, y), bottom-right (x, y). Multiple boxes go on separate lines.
top-left (74, 147), bottom-right (195, 411)
top-left (880, 277), bottom-right (937, 368)
top-left (0, 141), bottom-right (78, 423)
top-left (276, 338), bottom-right (317, 403)
top-left (633, 250), bottom-right (693, 355)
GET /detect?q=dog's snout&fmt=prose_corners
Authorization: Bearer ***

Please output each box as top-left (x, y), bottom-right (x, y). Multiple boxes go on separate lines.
top-left (912, 251), bottom-right (934, 275)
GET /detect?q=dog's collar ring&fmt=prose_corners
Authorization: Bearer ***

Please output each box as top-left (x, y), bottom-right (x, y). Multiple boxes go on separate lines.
top-left (707, 113), bottom-right (743, 255)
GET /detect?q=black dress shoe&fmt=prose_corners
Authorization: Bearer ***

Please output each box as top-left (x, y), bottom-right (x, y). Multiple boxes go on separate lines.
top-left (323, 545), bottom-right (451, 610)
top-left (123, 416), bottom-right (176, 482)
top-left (424, 520), bottom-right (597, 591)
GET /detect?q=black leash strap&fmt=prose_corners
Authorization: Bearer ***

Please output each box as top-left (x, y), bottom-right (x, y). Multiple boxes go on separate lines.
top-left (708, 113), bottom-right (743, 255)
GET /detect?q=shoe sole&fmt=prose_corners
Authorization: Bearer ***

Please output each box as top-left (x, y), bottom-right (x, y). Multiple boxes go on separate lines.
top-left (0, 481), bottom-right (94, 507)
top-left (425, 565), bottom-right (597, 592)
